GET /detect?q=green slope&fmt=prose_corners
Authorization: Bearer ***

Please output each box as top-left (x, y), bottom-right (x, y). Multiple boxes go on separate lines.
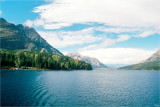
top-left (120, 49), bottom-right (160, 70)
top-left (0, 49), bottom-right (92, 70)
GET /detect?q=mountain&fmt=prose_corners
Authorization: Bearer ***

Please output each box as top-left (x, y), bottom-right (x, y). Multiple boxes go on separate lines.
top-left (16, 24), bottom-right (62, 55)
top-left (0, 18), bottom-right (62, 55)
top-left (120, 49), bottom-right (160, 70)
top-left (67, 53), bottom-right (108, 68)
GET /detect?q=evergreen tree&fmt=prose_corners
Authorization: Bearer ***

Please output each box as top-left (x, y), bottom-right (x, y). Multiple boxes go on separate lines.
top-left (0, 49), bottom-right (93, 70)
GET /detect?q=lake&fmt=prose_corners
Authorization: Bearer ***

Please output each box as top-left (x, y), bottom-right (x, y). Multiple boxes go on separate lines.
top-left (1, 70), bottom-right (160, 106)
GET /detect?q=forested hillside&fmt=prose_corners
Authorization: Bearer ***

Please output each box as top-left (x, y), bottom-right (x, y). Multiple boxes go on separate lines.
top-left (0, 50), bottom-right (92, 70)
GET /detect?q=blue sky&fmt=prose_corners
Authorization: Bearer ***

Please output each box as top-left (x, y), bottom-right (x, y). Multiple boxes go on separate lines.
top-left (1, 0), bottom-right (160, 65)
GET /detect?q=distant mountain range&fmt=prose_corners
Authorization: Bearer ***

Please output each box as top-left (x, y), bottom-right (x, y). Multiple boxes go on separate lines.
top-left (0, 18), bottom-right (62, 55)
top-left (120, 49), bottom-right (160, 70)
top-left (67, 53), bottom-right (108, 68)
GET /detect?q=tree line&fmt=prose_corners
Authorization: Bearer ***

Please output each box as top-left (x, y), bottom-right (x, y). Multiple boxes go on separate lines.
top-left (0, 50), bottom-right (92, 70)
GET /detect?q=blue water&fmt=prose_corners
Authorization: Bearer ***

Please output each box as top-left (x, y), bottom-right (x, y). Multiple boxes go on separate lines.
top-left (1, 70), bottom-right (160, 106)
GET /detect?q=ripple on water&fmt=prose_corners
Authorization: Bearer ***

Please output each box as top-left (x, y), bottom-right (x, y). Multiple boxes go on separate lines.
top-left (1, 70), bottom-right (159, 106)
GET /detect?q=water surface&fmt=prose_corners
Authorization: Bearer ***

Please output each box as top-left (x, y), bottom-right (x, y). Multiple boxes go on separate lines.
top-left (1, 70), bottom-right (160, 106)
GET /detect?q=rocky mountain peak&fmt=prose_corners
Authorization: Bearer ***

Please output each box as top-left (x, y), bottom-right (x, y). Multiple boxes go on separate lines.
top-left (67, 53), bottom-right (108, 69)
top-left (0, 18), bottom-right (7, 24)
top-left (0, 18), bottom-right (62, 55)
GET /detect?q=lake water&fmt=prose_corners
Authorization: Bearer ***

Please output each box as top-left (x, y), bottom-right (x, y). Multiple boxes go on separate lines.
top-left (1, 70), bottom-right (160, 106)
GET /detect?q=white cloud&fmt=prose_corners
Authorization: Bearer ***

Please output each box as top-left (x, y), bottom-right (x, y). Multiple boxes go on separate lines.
top-left (37, 28), bottom-right (103, 48)
top-left (133, 31), bottom-right (159, 38)
top-left (25, 18), bottom-right (45, 27)
top-left (117, 35), bottom-right (130, 42)
top-left (28, 0), bottom-right (160, 29)
top-left (80, 35), bottom-right (130, 51)
top-left (80, 39), bottom-right (116, 51)
top-left (25, 20), bottom-right (33, 27)
top-left (80, 48), bottom-right (155, 65)
top-left (95, 27), bottom-right (140, 33)
top-left (94, 27), bottom-right (160, 38)
top-left (44, 23), bottom-right (72, 29)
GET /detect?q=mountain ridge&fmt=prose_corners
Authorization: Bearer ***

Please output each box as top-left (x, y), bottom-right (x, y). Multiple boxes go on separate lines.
top-left (0, 18), bottom-right (62, 55)
top-left (67, 53), bottom-right (108, 68)
top-left (16, 24), bottom-right (62, 55)
top-left (119, 49), bottom-right (160, 70)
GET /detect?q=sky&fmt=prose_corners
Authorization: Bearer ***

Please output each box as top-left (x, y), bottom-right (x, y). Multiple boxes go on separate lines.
top-left (1, 0), bottom-right (160, 66)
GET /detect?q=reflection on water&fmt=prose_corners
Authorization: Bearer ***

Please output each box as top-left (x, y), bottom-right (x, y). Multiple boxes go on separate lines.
top-left (1, 70), bottom-right (160, 106)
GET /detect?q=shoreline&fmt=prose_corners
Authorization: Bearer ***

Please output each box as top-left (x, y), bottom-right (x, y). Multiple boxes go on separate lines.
top-left (0, 67), bottom-right (93, 71)
top-left (0, 67), bottom-right (50, 71)
top-left (1, 68), bottom-right (159, 71)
